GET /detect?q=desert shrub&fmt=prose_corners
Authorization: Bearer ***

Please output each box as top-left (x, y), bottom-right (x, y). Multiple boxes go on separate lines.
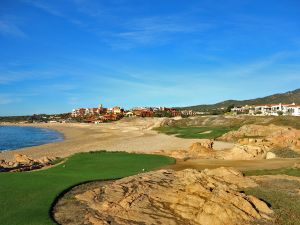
top-left (271, 148), bottom-right (300, 158)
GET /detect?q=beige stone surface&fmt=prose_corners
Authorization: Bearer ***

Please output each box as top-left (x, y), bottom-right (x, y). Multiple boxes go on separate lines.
top-left (219, 124), bottom-right (300, 150)
top-left (266, 152), bottom-right (276, 159)
top-left (0, 154), bottom-right (57, 172)
top-left (72, 167), bottom-right (272, 225)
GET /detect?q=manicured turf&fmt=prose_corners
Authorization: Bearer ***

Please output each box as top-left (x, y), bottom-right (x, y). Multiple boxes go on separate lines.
top-left (154, 126), bottom-right (238, 139)
top-left (0, 151), bottom-right (175, 225)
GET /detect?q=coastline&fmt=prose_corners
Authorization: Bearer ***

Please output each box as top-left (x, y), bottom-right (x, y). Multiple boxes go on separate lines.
top-left (0, 119), bottom-right (212, 160)
top-left (0, 124), bottom-right (65, 152)
top-left (1, 119), bottom-right (299, 171)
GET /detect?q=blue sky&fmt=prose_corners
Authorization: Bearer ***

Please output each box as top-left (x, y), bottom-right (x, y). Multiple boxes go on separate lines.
top-left (1, 0), bottom-right (300, 115)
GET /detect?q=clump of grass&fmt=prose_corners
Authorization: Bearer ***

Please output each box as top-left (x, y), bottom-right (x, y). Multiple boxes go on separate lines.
top-left (244, 179), bottom-right (300, 225)
top-left (244, 167), bottom-right (300, 225)
top-left (49, 158), bottom-right (64, 165)
top-left (244, 167), bottom-right (300, 177)
top-left (270, 148), bottom-right (300, 158)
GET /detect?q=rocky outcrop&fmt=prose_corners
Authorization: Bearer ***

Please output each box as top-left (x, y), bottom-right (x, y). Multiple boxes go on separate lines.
top-left (188, 141), bottom-right (215, 157)
top-left (157, 140), bottom-right (215, 159)
top-left (219, 124), bottom-right (300, 150)
top-left (266, 152), bottom-right (276, 159)
top-left (221, 144), bottom-right (268, 160)
top-left (0, 154), bottom-right (58, 172)
top-left (293, 162), bottom-right (300, 169)
top-left (14, 154), bottom-right (35, 164)
top-left (72, 168), bottom-right (273, 225)
top-left (159, 140), bottom-right (270, 160)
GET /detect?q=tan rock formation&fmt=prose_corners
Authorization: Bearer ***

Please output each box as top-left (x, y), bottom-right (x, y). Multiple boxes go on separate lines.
top-left (266, 152), bottom-right (276, 159)
top-left (37, 156), bottom-right (54, 164)
top-left (189, 141), bottom-right (214, 156)
top-left (73, 168), bottom-right (273, 225)
top-left (221, 144), bottom-right (268, 160)
top-left (293, 162), bottom-right (300, 169)
top-left (219, 124), bottom-right (300, 150)
top-left (14, 154), bottom-right (34, 164)
top-left (157, 140), bottom-right (216, 159)
top-left (192, 139), bottom-right (214, 149)
top-left (160, 141), bottom-right (269, 160)
top-left (0, 154), bottom-right (58, 172)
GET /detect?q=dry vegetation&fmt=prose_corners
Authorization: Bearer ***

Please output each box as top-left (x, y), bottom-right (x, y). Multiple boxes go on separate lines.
top-left (160, 115), bottom-right (300, 129)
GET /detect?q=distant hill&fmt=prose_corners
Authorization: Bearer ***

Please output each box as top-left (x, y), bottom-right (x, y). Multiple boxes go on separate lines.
top-left (180, 88), bottom-right (300, 111)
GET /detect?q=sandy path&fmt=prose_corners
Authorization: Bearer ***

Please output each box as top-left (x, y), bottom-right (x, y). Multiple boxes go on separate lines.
top-left (167, 158), bottom-right (300, 171)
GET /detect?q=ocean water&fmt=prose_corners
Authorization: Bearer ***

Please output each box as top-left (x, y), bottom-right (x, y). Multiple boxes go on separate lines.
top-left (0, 126), bottom-right (64, 151)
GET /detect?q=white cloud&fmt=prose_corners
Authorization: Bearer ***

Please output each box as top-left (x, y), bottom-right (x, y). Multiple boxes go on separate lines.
top-left (108, 16), bottom-right (212, 48)
top-left (0, 94), bottom-right (23, 105)
top-left (0, 20), bottom-right (26, 38)
top-left (22, 0), bottom-right (84, 26)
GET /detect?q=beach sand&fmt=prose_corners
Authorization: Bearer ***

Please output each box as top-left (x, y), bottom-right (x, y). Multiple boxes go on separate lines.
top-left (0, 118), bottom-right (233, 161)
top-left (1, 118), bottom-right (299, 171)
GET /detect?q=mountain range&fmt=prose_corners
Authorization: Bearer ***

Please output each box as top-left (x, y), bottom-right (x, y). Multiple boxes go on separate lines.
top-left (180, 88), bottom-right (300, 111)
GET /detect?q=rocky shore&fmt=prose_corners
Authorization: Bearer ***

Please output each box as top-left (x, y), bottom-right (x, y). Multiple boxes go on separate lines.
top-left (0, 153), bottom-right (58, 172)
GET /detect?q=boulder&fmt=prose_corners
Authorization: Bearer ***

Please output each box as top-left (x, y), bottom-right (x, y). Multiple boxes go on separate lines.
top-left (0, 155), bottom-right (58, 172)
top-left (195, 139), bottom-right (214, 149)
top-left (219, 124), bottom-right (300, 150)
top-left (13, 154), bottom-right (34, 164)
top-left (266, 152), bottom-right (276, 159)
top-left (246, 195), bottom-right (273, 217)
top-left (72, 168), bottom-right (273, 225)
top-left (157, 141), bottom-right (216, 159)
top-left (0, 159), bottom-right (6, 167)
top-left (293, 162), bottom-right (300, 169)
top-left (189, 142), bottom-right (214, 157)
top-left (222, 145), bottom-right (267, 160)
top-left (37, 156), bottom-right (53, 165)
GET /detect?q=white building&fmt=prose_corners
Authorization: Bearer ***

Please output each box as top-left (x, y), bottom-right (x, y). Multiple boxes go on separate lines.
top-left (254, 105), bottom-right (272, 115)
top-left (254, 103), bottom-right (300, 116)
top-left (231, 106), bottom-right (243, 113)
top-left (287, 104), bottom-right (300, 116)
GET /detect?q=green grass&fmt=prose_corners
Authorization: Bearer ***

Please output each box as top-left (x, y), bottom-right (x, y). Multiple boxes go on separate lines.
top-left (154, 126), bottom-right (238, 139)
top-left (244, 167), bottom-right (300, 177)
top-left (244, 182), bottom-right (300, 225)
top-left (244, 167), bottom-right (300, 224)
top-left (270, 148), bottom-right (300, 158)
top-left (0, 151), bottom-right (174, 225)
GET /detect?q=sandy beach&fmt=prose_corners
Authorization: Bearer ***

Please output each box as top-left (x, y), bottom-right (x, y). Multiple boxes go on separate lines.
top-left (0, 118), bottom-right (233, 161)
top-left (1, 118), bottom-right (299, 171)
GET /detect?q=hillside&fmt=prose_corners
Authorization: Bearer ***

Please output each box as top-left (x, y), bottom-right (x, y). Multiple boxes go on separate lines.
top-left (180, 88), bottom-right (300, 111)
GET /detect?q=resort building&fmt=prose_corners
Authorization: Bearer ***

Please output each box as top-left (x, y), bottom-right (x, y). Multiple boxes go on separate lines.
top-left (233, 103), bottom-right (300, 116)
top-left (287, 104), bottom-right (300, 116)
top-left (132, 108), bottom-right (154, 117)
top-left (181, 110), bottom-right (196, 116)
top-left (71, 104), bottom-right (122, 119)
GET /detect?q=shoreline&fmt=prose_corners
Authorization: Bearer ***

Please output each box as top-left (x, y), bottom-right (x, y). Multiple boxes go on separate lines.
top-left (0, 124), bottom-right (65, 152)
top-left (1, 119), bottom-right (220, 160)
top-left (1, 120), bottom-right (299, 171)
